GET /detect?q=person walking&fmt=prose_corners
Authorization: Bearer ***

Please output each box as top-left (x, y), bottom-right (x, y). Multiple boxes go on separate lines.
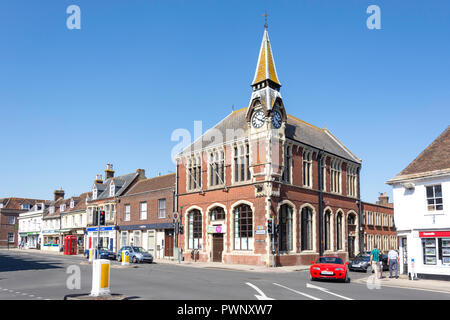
top-left (369, 246), bottom-right (381, 279)
top-left (388, 249), bottom-right (399, 279)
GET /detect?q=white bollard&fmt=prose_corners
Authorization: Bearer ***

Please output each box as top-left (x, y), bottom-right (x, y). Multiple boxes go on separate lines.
top-left (90, 259), bottom-right (111, 297)
top-left (89, 248), bottom-right (96, 262)
top-left (121, 250), bottom-right (130, 266)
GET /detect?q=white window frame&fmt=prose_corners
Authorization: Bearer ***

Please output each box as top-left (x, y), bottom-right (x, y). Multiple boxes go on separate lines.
top-left (302, 149), bottom-right (313, 188)
top-left (158, 199), bottom-right (166, 219)
top-left (140, 202), bottom-right (147, 220)
top-left (124, 204), bottom-right (131, 222)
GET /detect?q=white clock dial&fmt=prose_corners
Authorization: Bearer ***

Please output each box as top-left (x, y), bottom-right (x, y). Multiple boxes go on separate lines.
top-left (272, 110), bottom-right (282, 129)
top-left (252, 110), bottom-right (266, 128)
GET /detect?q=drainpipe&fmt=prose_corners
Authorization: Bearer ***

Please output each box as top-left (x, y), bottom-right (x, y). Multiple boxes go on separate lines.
top-left (357, 166), bottom-right (363, 255)
top-left (318, 150), bottom-right (324, 257)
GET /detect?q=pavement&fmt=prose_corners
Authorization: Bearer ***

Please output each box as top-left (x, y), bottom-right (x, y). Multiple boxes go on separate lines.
top-left (353, 272), bottom-right (450, 294)
top-left (3, 248), bottom-right (449, 295)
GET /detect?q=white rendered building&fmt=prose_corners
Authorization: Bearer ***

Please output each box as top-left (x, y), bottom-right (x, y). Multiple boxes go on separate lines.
top-left (387, 126), bottom-right (450, 280)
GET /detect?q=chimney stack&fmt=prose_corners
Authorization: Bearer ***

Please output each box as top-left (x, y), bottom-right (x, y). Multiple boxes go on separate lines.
top-left (105, 163), bottom-right (115, 180)
top-left (136, 169), bottom-right (146, 180)
top-left (54, 188), bottom-right (65, 201)
top-left (376, 192), bottom-right (390, 205)
top-left (95, 174), bottom-right (103, 184)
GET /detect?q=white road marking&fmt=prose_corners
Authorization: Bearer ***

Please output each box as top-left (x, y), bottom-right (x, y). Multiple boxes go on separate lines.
top-left (273, 283), bottom-right (321, 300)
top-left (306, 283), bottom-right (353, 300)
top-left (245, 282), bottom-right (275, 300)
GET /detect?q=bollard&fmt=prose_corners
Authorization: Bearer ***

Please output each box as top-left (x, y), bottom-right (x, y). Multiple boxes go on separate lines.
top-left (89, 248), bottom-right (96, 262)
top-left (90, 259), bottom-right (111, 297)
top-left (122, 250), bottom-right (130, 266)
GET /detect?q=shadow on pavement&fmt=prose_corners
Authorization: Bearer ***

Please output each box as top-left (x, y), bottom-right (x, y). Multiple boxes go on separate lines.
top-left (0, 253), bottom-right (64, 273)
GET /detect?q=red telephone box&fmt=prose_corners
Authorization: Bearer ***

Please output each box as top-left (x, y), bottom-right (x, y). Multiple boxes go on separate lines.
top-left (64, 235), bottom-right (77, 255)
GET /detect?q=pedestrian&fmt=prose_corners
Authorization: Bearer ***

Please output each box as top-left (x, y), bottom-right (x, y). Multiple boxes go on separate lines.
top-left (388, 249), bottom-right (399, 279)
top-left (369, 246), bottom-right (381, 279)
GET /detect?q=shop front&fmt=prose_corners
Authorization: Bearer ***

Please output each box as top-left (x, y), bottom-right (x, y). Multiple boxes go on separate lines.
top-left (117, 223), bottom-right (174, 258)
top-left (86, 226), bottom-right (116, 252)
top-left (404, 230), bottom-right (450, 280)
top-left (19, 232), bottom-right (41, 249)
top-left (41, 230), bottom-right (62, 252)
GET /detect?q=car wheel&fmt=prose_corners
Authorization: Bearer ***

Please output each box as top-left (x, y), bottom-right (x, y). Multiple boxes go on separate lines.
top-left (366, 265), bottom-right (372, 273)
top-left (309, 273), bottom-right (315, 281)
top-left (117, 255), bottom-right (121, 262)
top-left (132, 256), bottom-right (137, 263)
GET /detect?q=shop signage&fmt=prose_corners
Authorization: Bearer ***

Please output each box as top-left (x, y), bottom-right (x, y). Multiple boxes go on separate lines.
top-left (255, 230), bottom-right (266, 235)
top-left (419, 231), bottom-right (450, 238)
top-left (207, 225), bottom-right (227, 234)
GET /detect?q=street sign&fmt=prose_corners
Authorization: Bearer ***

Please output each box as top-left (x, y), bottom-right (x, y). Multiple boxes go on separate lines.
top-left (172, 212), bottom-right (179, 221)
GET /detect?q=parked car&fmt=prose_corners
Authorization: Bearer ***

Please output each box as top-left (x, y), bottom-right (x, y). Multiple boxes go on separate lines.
top-left (83, 248), bottom-right (116, 260)
top-left (349, 253), bottom-right (389, 272)
top-left (309, 256), bottom-right (349, 283)
top-left (117, 246), bottom-right (153, 263)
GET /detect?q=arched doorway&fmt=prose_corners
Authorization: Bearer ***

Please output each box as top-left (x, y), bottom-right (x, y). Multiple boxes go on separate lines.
top-left (347, 213), bottom-right (357, 258)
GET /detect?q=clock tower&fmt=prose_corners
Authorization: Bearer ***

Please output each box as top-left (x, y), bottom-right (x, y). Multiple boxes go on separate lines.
top-left (246, 22), bottom-right (287, 203)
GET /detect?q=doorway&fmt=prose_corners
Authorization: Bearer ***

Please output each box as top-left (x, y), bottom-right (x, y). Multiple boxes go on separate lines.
top-left (401, 237), bottom-right (408, 274)
top-left (348, 236), bottom-right (355, 258)
top-left (212, 233), bottom-right (224, 262)
top-left (164, 230), bottom-right (174, 257)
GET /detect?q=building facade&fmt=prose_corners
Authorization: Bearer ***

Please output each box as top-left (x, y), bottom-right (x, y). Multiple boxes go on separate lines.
top-left (362, 193), bottom-right (397, 253)
top-left (0, 198), bottom-right (45, 248)
top-left (60, 192), bottom-right (91, 254)
top-left (176, 26), bottom-right (364, 266)
top-left (86, 164), bottom-right (145, 252)
top-left (41, 189), bottom-right (67, 252)
top-left (116, 173), bottom-right (175, 259)
top-left (387, 126), bottom-right (450, 280)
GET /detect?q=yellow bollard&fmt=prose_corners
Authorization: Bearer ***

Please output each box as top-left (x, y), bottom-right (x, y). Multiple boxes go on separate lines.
top-left (122, 250), bottom-right (130, 266)
top-left (90, 259), bottom-right (111, 296)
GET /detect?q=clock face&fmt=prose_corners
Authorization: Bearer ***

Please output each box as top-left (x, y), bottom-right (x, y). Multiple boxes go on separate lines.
top-left (272, 110), bottom-right (282, 129)
top-left (252, 110), bottom-right (266, 128)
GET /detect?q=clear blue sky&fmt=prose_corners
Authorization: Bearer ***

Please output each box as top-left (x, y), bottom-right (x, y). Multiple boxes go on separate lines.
top-left (0, 1), bottom-right (449, 203)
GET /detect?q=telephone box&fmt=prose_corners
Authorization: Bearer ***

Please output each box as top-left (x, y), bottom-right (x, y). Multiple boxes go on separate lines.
top-left (64, 235), bottom-right (78, 255)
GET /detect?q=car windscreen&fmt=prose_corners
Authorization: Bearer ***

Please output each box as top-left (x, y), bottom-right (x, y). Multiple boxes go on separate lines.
top-left (132, 247), bottom-right (146, 253)
top-left (317, 257), bottom-right (343, 264)
top-left (354, 256), bottom-right (370, 261)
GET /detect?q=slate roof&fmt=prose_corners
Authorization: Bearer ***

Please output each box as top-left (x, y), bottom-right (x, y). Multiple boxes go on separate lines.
top-left (388, 126), bottom-right (450, 183)
top-left (93, 172), bottom-right (141, 201)
top-left (180, 108), bottom-right (360, 163)
top-left (0, 198), bottom-right (46, 211)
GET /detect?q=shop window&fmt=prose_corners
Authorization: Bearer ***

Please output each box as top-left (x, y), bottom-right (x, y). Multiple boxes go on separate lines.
top-left (188, 210), bottom-right (202, 249)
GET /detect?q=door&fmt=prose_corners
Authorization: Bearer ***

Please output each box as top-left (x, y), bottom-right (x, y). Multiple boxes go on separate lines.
top-left (401, 237), bottom-right (408, 274)
top-left (147, 230), bottom-right (155, 257)
top-left (348, 236), bottom-right (355, 258)
top-left (212, 233), bottom-right (224, 262)
top-left (164, 230), bottom-right (174, 257)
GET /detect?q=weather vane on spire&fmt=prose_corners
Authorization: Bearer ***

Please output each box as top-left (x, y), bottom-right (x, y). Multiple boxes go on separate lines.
top-left (263, 11), bottom-right (268, 29)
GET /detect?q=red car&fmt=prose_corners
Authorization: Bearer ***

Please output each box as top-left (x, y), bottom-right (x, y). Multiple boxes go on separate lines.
top-left (309, 256), bottom-right (349, 283)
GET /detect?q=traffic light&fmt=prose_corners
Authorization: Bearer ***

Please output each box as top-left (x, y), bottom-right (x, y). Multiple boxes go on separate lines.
top-left (179, 224), bottom-right (184, 234)
top-left (93, 210), bottom-right (98, 226)
top-left (267, 218), bottom-right (273, 234)
top-left (275, 223), bottom-right (280, 235)
top-left (99, 210), bottom-right (105, 225)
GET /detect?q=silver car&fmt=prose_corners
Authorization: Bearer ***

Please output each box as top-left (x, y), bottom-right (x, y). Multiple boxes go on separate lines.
top-left (117, 246), bottom-right (153, 263)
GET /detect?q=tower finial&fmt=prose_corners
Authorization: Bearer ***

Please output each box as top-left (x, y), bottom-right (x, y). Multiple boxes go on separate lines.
top-left (263, 11), bottom-right (268, 29)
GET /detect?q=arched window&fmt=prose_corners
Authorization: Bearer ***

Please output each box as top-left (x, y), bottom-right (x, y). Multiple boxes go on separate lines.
top-left (279, 204), bottom-right (293, 252)
top-left (336, 212), bottom-right (343, 250)
top-left (210, 207), bottom-right (225, 221)
top-left (324, 210), bottom-right (331, 251)
top-left (301, 207), bottom-right (313, 251)
top-left (234, 204), bottom-right (253, 250)
top-left (188, 210), bottom-right (202, 249)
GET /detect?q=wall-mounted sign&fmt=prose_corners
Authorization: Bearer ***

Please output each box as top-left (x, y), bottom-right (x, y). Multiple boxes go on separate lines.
top-left (207, 225), bottom-right (227, 234)
top-left (255, 230), bottom-right (266, 235)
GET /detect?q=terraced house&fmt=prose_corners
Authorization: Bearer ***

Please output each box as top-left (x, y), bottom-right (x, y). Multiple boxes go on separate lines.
top-left (86, 164), bottom-right (146, 252)
top-left (116, 173), bottom-right (176, 259)
top-left (176, 26), bottom-right (365, 266)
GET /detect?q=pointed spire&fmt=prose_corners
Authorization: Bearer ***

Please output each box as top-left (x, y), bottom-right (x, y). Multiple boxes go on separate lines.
top-left (251, 27), bottom-right (281, 87)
